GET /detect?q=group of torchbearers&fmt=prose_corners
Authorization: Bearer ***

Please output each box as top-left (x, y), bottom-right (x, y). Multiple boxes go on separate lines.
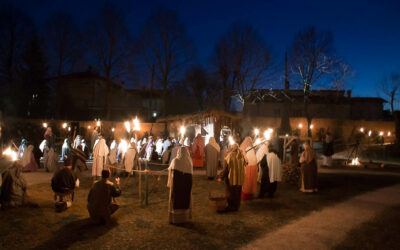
top-left (1, 124), bottom-right (323, 226)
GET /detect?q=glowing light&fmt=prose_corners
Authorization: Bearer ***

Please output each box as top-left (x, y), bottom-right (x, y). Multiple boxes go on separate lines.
top-left (285, 134), bottom-right (289, 137)
top-left (298, 123), bottom-right (303, 128)
top-left (388, 131), bottom-right (391, 136)
top-left (309, 124), bottom-right (314, 129)
top-left (360, 127), bottom-right (364, 133)
top-left (255, 138), bottom-right (261, 145)
top-left (351, 157), bottom-right (360, 166)
top-left (228, 136), bottom-right (235, 145)
top-left (368, 130), bottom-right (372, 136)
top-left (133, 117), bottom-right (140, 131)
top-left (119, 140), bottom-right (128, 154)
top-left (180, 126), bottom-right (186, 137)
top-left (254, 128), bottom-right (259, 136)
top-left (62, 123), bottom-right (67, 129)
top-left (68, 127), bottom-right (71, 132)
top-left (379, 131), bottom-right (384, 136)
top-left (124, 121), bottom-right (131, 133)
top-left (112, 127), bottom-right (115, 132)
top-left (264, 130), bottom-right (272, 141)
top-left (96, 120), bottom-right (101, 127)
top-left (2, 147), bottom-right (17, 161)
top-left (42, 122), bottom-right (48, 128)
top-left (88, 125), bottom-right (91, 129)
top-left (267, 128), bottom-right (273, 133)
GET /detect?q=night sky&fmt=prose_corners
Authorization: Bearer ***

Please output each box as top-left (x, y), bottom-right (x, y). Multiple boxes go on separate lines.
top-left (9, 0), bottom-right (400, 98)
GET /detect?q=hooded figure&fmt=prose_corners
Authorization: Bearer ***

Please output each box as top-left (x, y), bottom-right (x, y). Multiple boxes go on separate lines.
top-left (44, 148), bottom-right (59, 172)
top-left (218, 143), bottom-right (246, 212)
top-left (0, 161), bottom-right (27, 209)
top-left (192, 134), bottom-right (205, 167)
top-left (299, 142), bottom-right (318, 193)
top-left (92, 136), bottom-right (109, 177)
top-left (240, 137), bottom-right (258, 200)
top-left (169, 143), bottom-right (180, 165)
top-left (22, 145), bottom-right (38, 172)
top-left (257, 144), bottom-right (282, 198)
top-left (108, 140), bottom-right (118, 166)
top-left (18, 139), bottom-right (27, 160)
top-left (205, 137), bottom-right (220, 179)
top-left (168, 146), bottom-right (193, 224)
top-left (61, 139), bottom-right (70, 160)
top-left (124, 142), bottom-right (139, 175)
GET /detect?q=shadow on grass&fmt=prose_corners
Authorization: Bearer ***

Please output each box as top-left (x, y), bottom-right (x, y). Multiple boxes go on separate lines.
top-left (33, 218), bottom-right (117, 250)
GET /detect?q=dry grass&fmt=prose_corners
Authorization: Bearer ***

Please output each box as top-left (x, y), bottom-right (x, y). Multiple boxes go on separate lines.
top-left (0, 172), bottom-right (399, 250)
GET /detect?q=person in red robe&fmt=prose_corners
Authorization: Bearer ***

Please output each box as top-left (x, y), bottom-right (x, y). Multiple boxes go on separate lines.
top-left (192, 134), bottom-right (205, 167)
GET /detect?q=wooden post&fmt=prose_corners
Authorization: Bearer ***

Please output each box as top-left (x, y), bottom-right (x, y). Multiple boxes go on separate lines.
top-left (145, 160), bottom-right (149, 206)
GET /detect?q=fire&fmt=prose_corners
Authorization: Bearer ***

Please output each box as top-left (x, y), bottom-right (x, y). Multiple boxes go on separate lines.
top-left (124, 121), bottom-right (131, 133)
top-left (228, 136), bottom-right (235, 145)
top-left (360, 127), bottom-right (364, 133)
top-left (255, 138), bottom-right (261, 145)
top-left (42, 122), bottom-right (48, 128)
top-left (118, 140), bottom-right (128, 154)
top-left (254, 128), bottom-right (259, 136)
top-left (264, 129), bottom-right (272, 141)
top-left (133, 117), bottom-right (140, 131)
top-left (62, 123), bottom-right (67, 129)
top-left (351, 157), bottom-right (360, 166)
top-left (2, 147), bottom-right (17, 161)
top-left (112, 127), bottom-right (115, 132)
top-left (298, 123), bottom-right (303, 128)
top-left (180, 126), bottom-right (186, 137)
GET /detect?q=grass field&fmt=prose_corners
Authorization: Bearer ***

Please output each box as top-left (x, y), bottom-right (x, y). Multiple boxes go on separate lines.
top-left (1, 171), bottom-right (400, 249)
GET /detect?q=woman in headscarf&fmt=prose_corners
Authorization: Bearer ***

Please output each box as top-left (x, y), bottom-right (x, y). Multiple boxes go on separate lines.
top-left (124, 142), bottom-right (139, 176)
top-left (61, 138), bottom-right (70, 160)
top-left (168, 146), bottom-right (193, 224)
top-left (22, 145), bottom-right (38, 172)
top-left (18, 139), bottom-right (27, 160)
top-left (240, 137), bottom-right (258, 200)
top-left (218, 143), bottom-right (246, 212)
top-left (192, 134), bottom-right (205, 167)
top-left (299, 141), bottom-right (318, 193)
top-left (256, 144), bottom-right (282, 198)
top-left (205, 137), bottom-right (220, 179)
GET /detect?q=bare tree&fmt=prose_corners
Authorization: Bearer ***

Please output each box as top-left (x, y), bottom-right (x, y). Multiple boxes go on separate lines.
top-left (213, 23), bottom-right (273, 111)
top-left (85, 2), bottom-right (134, 119)
top-left (289, 27), bottom-right (350, 136)
top-left (44, 11), bottom-right (83, 76)
top-left (137, 7), bottom-right (194, 99)
top-left (380, 72), bottom-right (400, 114)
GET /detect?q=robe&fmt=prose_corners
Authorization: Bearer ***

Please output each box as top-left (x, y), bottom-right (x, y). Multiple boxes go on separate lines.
top-left (18, 143), bottom-right (26, 160)
top-left (156, 139), bottom-right (164, 156)
top-left (241, 147), bottom-right (258, 200)
top-left (192, 134), bottom-right (205, 167)
top-left (0, 162), bottom-right (27, 208)
top-left (258, 152), bottom-right (281, 198)
top-left (300, 146), bottom-right (318, 193)
top-left (87, 179), bottom-right (121, 223)
top-left (205, 138), bottom-right (220, 179)
top-left (22, 146), bottom-right (38, 172)
top-left (169, 145), bottom-right (180, 164)
top-left (124, 147), bottom-right (138, 173)
top-left (44, 148), bottom-right (59, 172)
top-left (92, 138), bottom-right (109, 177)
top-left (162, 139), bottom-right (172, 155)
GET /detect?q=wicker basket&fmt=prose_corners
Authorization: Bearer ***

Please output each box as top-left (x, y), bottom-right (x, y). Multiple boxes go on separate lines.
top-left (209, 195), bottom-right (227, 212)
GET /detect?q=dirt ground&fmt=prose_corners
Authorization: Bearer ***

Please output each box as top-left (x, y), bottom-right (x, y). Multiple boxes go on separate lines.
top-left (1, 171), bottom-right (400, 250)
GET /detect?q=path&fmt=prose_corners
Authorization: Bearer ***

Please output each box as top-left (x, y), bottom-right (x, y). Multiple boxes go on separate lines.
top-left (242, 183), bottom-right (400, 250)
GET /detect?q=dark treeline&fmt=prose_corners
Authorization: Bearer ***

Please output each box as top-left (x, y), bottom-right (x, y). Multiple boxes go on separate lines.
top-left (0, 2), bottom-right (350, 119)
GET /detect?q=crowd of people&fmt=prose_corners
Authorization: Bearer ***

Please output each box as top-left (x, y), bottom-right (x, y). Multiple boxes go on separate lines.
top-left (1, 125), bottom-right (324, 226)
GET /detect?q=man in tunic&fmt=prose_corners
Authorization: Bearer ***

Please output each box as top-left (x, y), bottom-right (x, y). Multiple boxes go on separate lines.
top-left (87, 170), bottom-right (121, 224)
top-left (51, 158), bottom-right (79, 212)
top-left (92, 135), bottom-right (109, 178)
top-left (80, 139), bottom-right (89, 157)
top-left (18, 139), bottom-right (27, 160)
top-left (217, 143), bottom-right (246, 212)
top-left (300, 141), bottom-right (318, 193)
top-left (257, 144), bottom-right (282, 198)
top-left (168, 146), bottom-right (193, 224)
top-left (205, 137), bottom-right (220, 179)
top-left (240, 137), bottom-right (258, 200)
top-left (192, 134), bottom-right (205, 167)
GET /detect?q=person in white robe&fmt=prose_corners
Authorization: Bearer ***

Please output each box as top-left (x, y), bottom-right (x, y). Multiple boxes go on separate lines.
top-left (61, 139), bottom-right (70, 160)
top-left (205, 137), bottom-right (220, 179)
top-left (81, 139), bottom-right (89, 156)
top-left (108, 140), bottom-right (118, 175)
top-left (44, 148), bottom-right (59, 172)
top-left (92, 136), bottom-right (109, 178)
top-left (91, 128), bottom-right (99, 152)
top-left (124, 142), bottom-right (139, 175)
top-left (167, 146), bottom-right (193, 224)
top-left (162, 138), bottom-right (172, 155)
top-left (18, 139), bottom-right (27, 160)
top-left (156, 138), bottom-right (164, 156)
top-left (256, 143), bottom-right (282, 198)
top-left (169, 143), bottom-right (180, 164)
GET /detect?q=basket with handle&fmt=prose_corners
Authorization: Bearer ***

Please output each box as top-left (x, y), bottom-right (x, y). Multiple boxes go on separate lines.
top-left (208, 190), bottom-right (227, 212)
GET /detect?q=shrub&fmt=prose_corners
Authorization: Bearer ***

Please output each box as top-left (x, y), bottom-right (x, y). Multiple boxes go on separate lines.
top-left (282, 163), bottom-right (301, 186)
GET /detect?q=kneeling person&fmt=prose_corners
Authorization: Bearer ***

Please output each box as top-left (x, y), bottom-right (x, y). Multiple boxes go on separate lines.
top-left (87, 170), bottom-right (121, 224)
top-left (51, 158), bottom-right (79, 212)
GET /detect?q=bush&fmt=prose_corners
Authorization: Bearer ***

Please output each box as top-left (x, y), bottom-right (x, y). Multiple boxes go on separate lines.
top-left (282, 163), bottom-right (301, 186)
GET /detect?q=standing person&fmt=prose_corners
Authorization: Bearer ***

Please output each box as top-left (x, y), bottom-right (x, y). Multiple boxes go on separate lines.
top-left (61, 139), bottom-right (70, 160)
top-left (169, 143), bottom-right (180, 165)
top-left (44, 148), bottom-right (59, 172)
top-left (18, 139), bottom-right (27, 160)
top-left (91, 128), bottom-right (99, 154)
top-left (51, 158), bottom-right (79, 212)
top-left (322, 132), bottom-right (334, 167)
top-left (87, 170), bottom-right (121, 224)
top-left (167, 146), bottom-right (193, 224)
top-left (257, 144), bottom-right (282, 198)
top-left (217, 143), bottom-right (246, 212)
top-left (124, 142), bottom-right (139, 176)
top-left (299, 141), bottom-right (318, 193)
top-left (192, 134), bottom-right (205, 168)
top-left (80, 139), bottom-right (89, 157)
top-left (162, 137), bottom-right (171, 155)
top-left (289, 139), bottom-right (300, 165)
top-left (92, 135), bottom-right (109, 178)
top-left (155, 138), bottom-right (164, 156)
top-left (205, 137), bottom-right (220, 180)
top-left (240, 137), bottom-right (258, 200)
top-left (44, 127), bottom-right (55, 149)
top-left (21, 145), bottom-right (38, 172)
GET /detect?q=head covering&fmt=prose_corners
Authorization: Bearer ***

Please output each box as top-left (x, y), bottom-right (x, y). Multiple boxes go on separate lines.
top-left (256, 141), bottom-right (269, 164)
top-left (62, 139), bottom-right (70, 148)
top-left (207, 137), bottom-right (220, 152)
top-left (21, 139), bottom-right (27, 145)
top-left (224, 143), bottom-right (246, 186)
top-left (169, 146), bottom-right (193, 174)
top-left (302, 142), bottom-right (316, 163)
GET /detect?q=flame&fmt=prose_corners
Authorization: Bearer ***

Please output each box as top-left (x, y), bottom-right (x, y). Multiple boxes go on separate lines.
top-left (351, 157), bottom-right (360, 166)
top-left (43, 122), bottom-right (48, 128)
top-left (298, 123), bottom-right (303, 128)
top-left (368, 130), bottom-right (372, 136)
top-left (379, 131), bottom-right (384, 136)
top-left (62, 123), bottom-right (67, 129)
top-left (118, 140), bottom-right (128, 154)
top-left (254, 128), bottom-right (259, 136)
top-left (180, 126), bottom-right (186, 136)
top-left (96, 120), bottom-right (101, 127)
top-left (360, 127), bottom-right (364, 133)
top-left (228, 136), bottom-right (235, 145)
top-left (133, 117), bottom-right (140, 131)
top-left (388, 131), bottom-right (391, 136)
top-left (124, 121), bottom-right (131, 133)
top-left (88, 125), bottom-right (91, 129)
top-left (3, 147), bottom-right (17, 161)
top-left (264, 130), bottom-right (272, 140)
top-left (112, 127), bottom-right (115, 132)
top-left (309, 124), bottom-right (314, 129)
top-left (255, 138), bottom-right (261, 145)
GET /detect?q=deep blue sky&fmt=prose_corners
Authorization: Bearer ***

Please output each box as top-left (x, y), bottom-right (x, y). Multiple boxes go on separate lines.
top-left (9, 0), bottom-right (400, 98)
